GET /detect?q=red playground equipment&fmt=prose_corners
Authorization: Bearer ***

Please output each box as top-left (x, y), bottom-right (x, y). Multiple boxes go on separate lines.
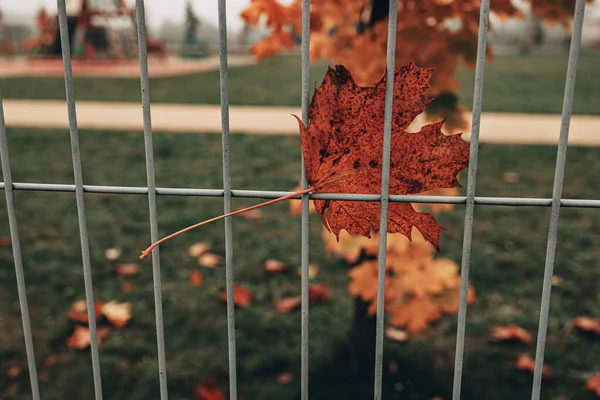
top-left (25, 0), bottom-right (165, 60)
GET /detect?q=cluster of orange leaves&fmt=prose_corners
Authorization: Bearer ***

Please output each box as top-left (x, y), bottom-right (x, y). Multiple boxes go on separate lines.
top-left (66, 299), bottom-right (132, 349)
top-left (290, 184), bottom-right (474, 334)
top-left (242, 0), bottom-right (589, 130)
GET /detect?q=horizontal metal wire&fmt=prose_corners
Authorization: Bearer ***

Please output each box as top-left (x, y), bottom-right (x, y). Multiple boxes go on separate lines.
top-left (0, 182), bottom-right (598, 207)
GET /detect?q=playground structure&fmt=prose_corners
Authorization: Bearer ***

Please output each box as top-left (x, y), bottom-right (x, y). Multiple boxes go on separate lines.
top-left (23, 0), bottom-right (166, 60)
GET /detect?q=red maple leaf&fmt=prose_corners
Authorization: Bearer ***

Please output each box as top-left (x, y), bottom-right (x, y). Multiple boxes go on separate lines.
top-left (294, 63), bottom-right (470, 249)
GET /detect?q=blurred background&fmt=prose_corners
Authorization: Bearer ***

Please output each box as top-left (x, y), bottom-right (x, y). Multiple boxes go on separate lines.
top-left (0, 1), bottom-right (599, 400)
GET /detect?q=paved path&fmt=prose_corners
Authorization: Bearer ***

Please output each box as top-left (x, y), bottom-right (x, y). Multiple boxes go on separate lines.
top-left (3, 99), bottom-right (599, 146)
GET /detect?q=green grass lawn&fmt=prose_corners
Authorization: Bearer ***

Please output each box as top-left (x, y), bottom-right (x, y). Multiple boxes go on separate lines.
top-left (1, 52), bottom-right (599, 114)
top-left (1, 128), bottom-right (599, 400)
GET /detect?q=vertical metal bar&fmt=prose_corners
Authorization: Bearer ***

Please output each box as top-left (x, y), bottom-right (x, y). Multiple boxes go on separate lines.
top-left (451, 1), bottom-right (490, 399)
top-left (56, 1), bottom-right (103, 398)
top-left (217, 1), bottom-right (238, 399)
top-left (531, 1), bottom-right (585, 399)
top-left (299, 0), bottom-right (311, 398)
top-left (134, 1), bottom-right (168, 398)
top-left (0, 95), bottom-right (41, 400)
top-left (373, 1), bottom-right (398, 399)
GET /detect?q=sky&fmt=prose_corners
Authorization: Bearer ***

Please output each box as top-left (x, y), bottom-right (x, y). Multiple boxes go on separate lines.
top-left (0, 0), bottom-right (252, 31)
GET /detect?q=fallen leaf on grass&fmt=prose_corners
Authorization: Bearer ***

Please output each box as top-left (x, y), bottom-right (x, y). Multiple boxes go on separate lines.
top-left (199, 253), bottom-right (223, 268)
top-left (274, 296), bottom-right (302, 313)
top-left (190, 271), bottom-right (203, 287)
top-left (491, 324), bottom-right (533, 344)
top-left (552, 275), bottom-right (564, 286)
top-left (277, 372), bottom-right (293, 385)
top-left (239, 208), bottom-right (263, 221)
top-left (121, 281), bottom-right (134, 293)
top-left (7, 366), bottom-right (20, 379)
top-left (515, 354), bottom-right (554, 381)
top-left (385, 327), bottom-right (409, 342)
top-left (66, 326), bottom-right (110, 349)
top-left (308, 284), bottom-right (329, 304)
top-left (104, 247), bottom-right (121, 260)
top-left (297, 265), bottom-right (319, 279)
top-left (220, 285), bottom-right (252, 308)
top-left (67, 300), bottom-right (104, 324)
top-left (503, 171), bottom-right (519, 183)
top-left (195, 377), bottom-right (226, 400)
top-left (102, 301), bottom-right (131, 329)
top-left (115, 263), bottom-right (140, 277)
top-left (586, 373), bottom-right (600, 397)
top-left (0, 237), bottom-right (10, 247)
top-left (264, 259), bottom-right (288, 274)
top-left (572, 316), bottom-right (600, 335)
top-left (189, 242), bottom-right (211, 258)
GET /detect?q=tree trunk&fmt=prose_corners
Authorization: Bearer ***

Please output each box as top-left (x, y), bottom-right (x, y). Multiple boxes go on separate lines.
top-left (348, 296), bottom-right (378, 379)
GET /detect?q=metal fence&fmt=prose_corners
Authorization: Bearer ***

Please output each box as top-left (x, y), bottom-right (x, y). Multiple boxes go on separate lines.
top-left (0, 0), bottom-right (593, 399)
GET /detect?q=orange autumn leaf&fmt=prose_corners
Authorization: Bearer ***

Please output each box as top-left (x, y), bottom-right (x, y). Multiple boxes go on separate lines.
top-left (188, 242), bottom-right (211, 257)
top-left (220, 285), bottom-right (252, 308)
top-left (195, 377), bottom-right (226, 400)
top-left (308, 284), bottom-right (329, 304)
top-left (264, 259), bottom-right (288, 274)
top-left (274, 296), bottom-right (302, 313)
top-left (572, 316), bottom-right (600, 335)
top-left (67, 300), bottom-right (104, 325)
top-left (7, 366), bottom-right (20, 379)
top-left (295, 64), bottom-right (469, 250)
top-left (102, 301), bottom-right (131, 329)
top-left (491, 324), bottom-right (533, 344)
top-left (199, 253), bottom-right (223, 268)
top-left (66, 326), bottom-right (110, 349)
top-left (586, 373), bottom-right (600, 397)
top-left (515, 354), bottom-right (554, 381)
top-left (115, 263), bottom-right (140, 277)
top-left (190, 271), bottom-right (203, 287)
top-left (389, 296), bottom-right (443, 334)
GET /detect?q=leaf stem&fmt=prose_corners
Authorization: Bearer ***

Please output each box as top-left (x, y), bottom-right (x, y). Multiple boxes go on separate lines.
top-left (139, 186), bottom-right (315, 259)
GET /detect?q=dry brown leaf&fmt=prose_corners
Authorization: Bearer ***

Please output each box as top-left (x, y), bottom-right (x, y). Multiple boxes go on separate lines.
top-left (552, 275), bottom-right (564, 286)
top-left (572, 316), bottom-right (600, 335)
top-left (66, 326), bottom-right (110, 349)
top-left (491, 324), bottom-right (533, 344)
top-left (586, 373), bottom-right (600, 397)
top-left (190, 271), bottom-right (203, 287)
top-left (121, 281), bottom-right (134, 293)
top-left (276, 372), bottom-right (293, 385)
top-left (385, 327), bottom-right (409, 342)
top-left (220, 285), bottom-right (252, 308)
top-left (264, 259), bottom-right (288, 274)
top-left (104, 247), bottom-right (121, 260)
top-left (198, 253), bottom-right (223, 268)
top-left (503, 172), bottom-right (519, 183)
top-left (0, 237), bottom-right (10, 247)
top-left (102, 301), bottom-right (131, 329)
top-left (274, 296), bottom-right (302, 313)
top-left (195, 377), bottom-right (226, 400)
top-left (515, 354), bottom-right (554, 381)
top-left (67, 300), bottom-right (104, 325)
top-left (115, 263), bottom-right (140, 277)
top-left (188, 242), bottom-right (211, 258)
